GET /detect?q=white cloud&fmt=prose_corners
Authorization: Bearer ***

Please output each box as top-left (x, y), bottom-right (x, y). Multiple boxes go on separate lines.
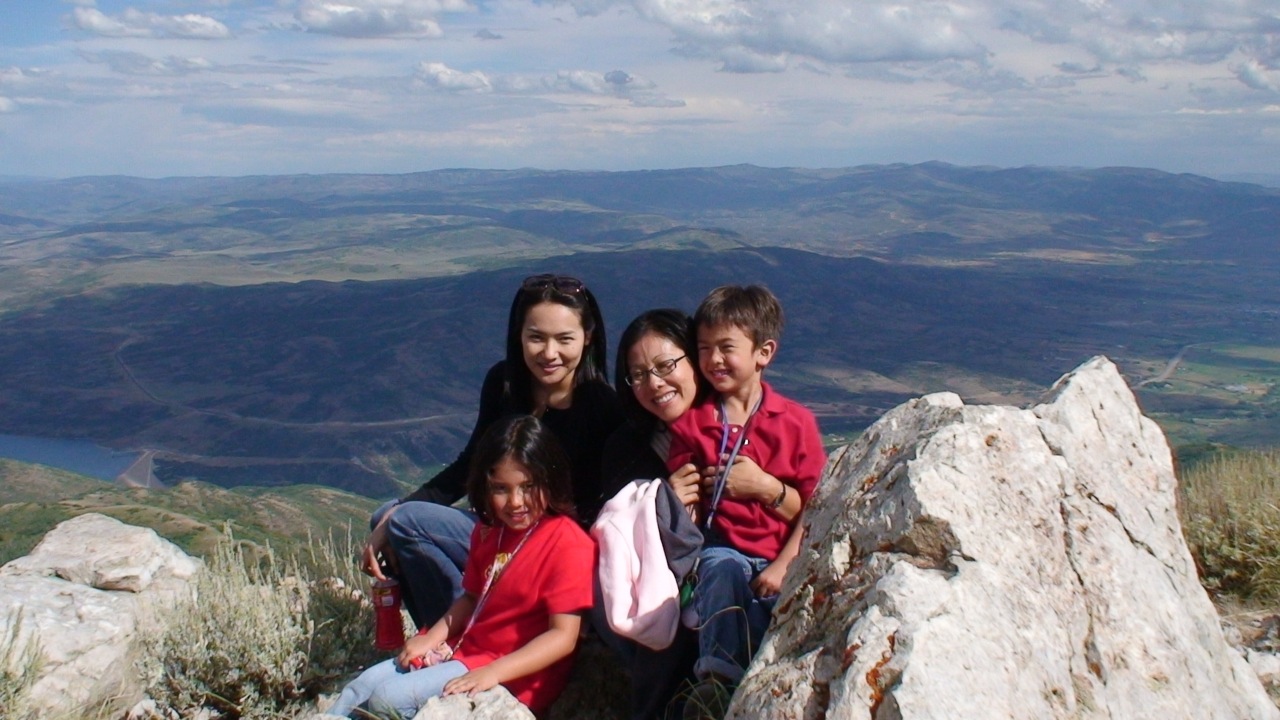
top-left (296, 0), bottom-right (472, 38)
top-left (0, 97), bottom-right (15, 113)
top-left (416, 61), bottom-right (492, 91)
top-left (636, 0), bottom-right (985, 72)
top-left (1, 67), bottom-right (35, 87)
top-left (717, 47), bottom-right (787, 73)
top-left (414, 60), bottom-right (684, 107)
top-left (70, 7), bottom-right (231, 39)
top-left (1235, 59), bottom-right (1278, 92)
top-left (555, 0), bottom-right (1279, 91)
top-left (80, 51), bottom-right (216, 76)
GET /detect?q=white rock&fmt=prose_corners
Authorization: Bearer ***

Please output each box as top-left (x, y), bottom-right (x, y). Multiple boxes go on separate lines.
top-left (1249, 650), bottom-right (1280, 686)
top-left (1, 512), bottom-right (201, 592)
top-left (732, 356), bottom-right (1279, 720)
top-left (412, 687), bottom-right (535, 719)
top-left (0, 513), bottom-right (201, 717)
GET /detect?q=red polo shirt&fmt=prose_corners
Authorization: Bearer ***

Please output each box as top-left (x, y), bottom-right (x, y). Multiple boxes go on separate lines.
top-left (666, 382), bottom-right (826, 561)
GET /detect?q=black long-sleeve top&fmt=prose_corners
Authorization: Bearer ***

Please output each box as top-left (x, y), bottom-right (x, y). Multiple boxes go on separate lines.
top-left (402, 361), bottom-right (624, 524)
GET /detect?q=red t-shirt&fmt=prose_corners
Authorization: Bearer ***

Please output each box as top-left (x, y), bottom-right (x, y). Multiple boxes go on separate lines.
top-left (453, 514), bottom-right (595, 713)
top-left (667, 381), bottom-right (826, 561)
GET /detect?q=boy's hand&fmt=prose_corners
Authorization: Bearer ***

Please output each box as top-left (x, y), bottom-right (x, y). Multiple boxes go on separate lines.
top-left (443, 666), bottom-right (501, 696)
top-left (702, 455), bottom-right (776, 503)
top-left (667, 463), bottom-right (703, 507)
top-left (751, 557), bottom-right (789, 597)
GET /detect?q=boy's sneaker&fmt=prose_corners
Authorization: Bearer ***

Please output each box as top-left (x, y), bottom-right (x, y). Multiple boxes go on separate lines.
top-left (681, 677), bottom-right (735, 720)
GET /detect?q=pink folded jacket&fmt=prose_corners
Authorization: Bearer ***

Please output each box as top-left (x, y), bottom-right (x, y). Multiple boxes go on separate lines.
top-left (591, 479), bottom-right (681, 650)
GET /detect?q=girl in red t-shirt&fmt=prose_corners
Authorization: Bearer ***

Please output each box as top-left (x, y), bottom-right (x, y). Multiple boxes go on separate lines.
top-left (328, 415), bottom-right (597, 718)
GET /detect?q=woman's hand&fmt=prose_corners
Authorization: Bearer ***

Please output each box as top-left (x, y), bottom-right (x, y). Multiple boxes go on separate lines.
top-left (667, 463), bottom-right (702, 507)
top-left (361, 507), bottom-right (399, 580)
top-left (443, 666), bottom-right (502, 696)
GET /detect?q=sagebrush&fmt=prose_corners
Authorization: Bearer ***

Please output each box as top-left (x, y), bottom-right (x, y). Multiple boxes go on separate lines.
top-left (1180, 448), bottom-right (1280, 603)
top-left (139, 530), bottom-right (384, 719)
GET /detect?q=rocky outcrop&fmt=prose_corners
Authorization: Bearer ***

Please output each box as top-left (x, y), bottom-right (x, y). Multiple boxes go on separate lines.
top-left (412, 688), bottom-right (536, 719)
top-left (0, 513), bottom-right (201, 717)
top-left (733, 356), bottom-right (1278, 719)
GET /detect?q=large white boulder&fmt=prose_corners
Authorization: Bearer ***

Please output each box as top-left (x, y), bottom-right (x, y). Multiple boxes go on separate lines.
top-left (732, 356), bottom-right (1278, 719)
top-left (0, 513), bottom-right (202, 717)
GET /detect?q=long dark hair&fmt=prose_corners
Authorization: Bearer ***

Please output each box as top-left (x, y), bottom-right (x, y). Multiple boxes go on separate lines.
top-left (467, 414), bottom-right (576, 526)
top-left (504, 274), bottom-right (609, 409)
top-left (614, 308), bottom-right (708, 436)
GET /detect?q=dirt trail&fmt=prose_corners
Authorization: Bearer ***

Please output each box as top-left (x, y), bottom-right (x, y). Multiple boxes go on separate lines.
top-left (116, 449), bottom-right (162, 489)
top-left (1137, 344), bottom-right (1199, 387)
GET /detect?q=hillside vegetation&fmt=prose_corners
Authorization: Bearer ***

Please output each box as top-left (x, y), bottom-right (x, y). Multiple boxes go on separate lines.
top-left (1181, 448), bottom-right (1280, 604)
top-left (0, 459), bottom-right (379, 565)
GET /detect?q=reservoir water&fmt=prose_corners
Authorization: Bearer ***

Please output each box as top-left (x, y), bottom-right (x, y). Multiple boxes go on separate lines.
top-left (0, 433), bottom-right (139, 480)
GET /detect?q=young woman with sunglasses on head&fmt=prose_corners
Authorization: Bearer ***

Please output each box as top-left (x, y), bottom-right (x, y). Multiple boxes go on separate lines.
top-left (596, 308), bottom-right (710, 720)
top-left (362, 274), bottom-right (624, 629)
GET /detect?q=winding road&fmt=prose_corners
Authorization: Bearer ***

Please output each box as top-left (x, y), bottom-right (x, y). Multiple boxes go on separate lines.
top-left (1136, 343), bottom-right (1201, 388)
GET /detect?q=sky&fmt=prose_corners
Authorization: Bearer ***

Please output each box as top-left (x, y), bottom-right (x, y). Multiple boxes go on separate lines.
top-left (0, 0), bottom-right (1278, 179)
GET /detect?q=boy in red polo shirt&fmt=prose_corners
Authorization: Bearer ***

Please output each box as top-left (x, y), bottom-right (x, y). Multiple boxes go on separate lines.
top-left (666, 284), bottom-right (826, 713)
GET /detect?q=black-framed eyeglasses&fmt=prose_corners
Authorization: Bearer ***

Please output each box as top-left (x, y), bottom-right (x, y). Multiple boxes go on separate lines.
top-left (625, 355), bottom-right (687, 387)
top-left (521, 274), bottom-right (585, 295)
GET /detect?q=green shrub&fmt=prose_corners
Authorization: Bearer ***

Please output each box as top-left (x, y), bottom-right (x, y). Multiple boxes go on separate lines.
top-left (139, 530), bottom-right (384, 719)
top-left (1180, 448), bottom-right (1280, 603)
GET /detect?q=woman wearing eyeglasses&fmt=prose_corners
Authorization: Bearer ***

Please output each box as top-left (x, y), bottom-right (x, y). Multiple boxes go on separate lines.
top-left (362, 274), bottom-right (624, 629)
top-left (597, 308), bottom-right (710, 719)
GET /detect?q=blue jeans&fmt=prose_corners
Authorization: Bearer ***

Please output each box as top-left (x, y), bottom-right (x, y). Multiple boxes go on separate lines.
top-left (327, 657), bottom-right (467, 718)
top-left (373, 500), bottom-right (477, 628)
top-left (683, 545), bottom-right (775, 683)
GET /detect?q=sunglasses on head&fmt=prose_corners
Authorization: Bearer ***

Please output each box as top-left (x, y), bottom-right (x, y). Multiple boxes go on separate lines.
top-left (521, 274), bottom-right (586, 295)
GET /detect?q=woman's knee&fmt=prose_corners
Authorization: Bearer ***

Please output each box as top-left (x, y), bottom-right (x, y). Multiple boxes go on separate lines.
top-left (386, 502), bottom-right (474, 546)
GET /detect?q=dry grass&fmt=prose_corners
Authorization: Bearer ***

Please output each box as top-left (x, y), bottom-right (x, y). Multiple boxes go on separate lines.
top-left (1180, 448), bottom-right (1280, 603)
top-left (138, 529), bottom-right (383, 719)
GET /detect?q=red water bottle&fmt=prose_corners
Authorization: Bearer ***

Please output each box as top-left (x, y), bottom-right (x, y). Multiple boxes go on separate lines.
top-left (372, 578), bottom-right (405, 651)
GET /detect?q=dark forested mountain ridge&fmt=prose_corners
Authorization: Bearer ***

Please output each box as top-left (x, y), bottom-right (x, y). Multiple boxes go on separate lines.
top-left (0, 164), bottom-right (1275, 496)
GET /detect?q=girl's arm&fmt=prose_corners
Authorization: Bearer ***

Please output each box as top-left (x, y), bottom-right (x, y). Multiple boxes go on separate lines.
top-left (441, 611), bottom-right (583, 696)
top-left (398, 593), bottom-right (477, 667)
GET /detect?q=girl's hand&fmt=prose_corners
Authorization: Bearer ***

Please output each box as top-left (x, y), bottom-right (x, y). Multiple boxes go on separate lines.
top-left (667, 463), bottom-right (702, 507)
top-left (443, 666), bottom-right (501, 696)
top-left (751, 557), bottom-right (789, 598)
top-left (398, 633), bottom-right (447, 668)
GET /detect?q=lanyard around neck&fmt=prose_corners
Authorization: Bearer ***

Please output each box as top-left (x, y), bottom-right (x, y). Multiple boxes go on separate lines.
top-left (703, 391), bottom-right (764, 530)
top-left (453, 519), bottom-right (541, 654)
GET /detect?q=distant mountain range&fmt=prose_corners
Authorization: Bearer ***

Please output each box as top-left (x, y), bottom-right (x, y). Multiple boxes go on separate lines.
top-left (0, 163), bottom-right (1276, 497)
